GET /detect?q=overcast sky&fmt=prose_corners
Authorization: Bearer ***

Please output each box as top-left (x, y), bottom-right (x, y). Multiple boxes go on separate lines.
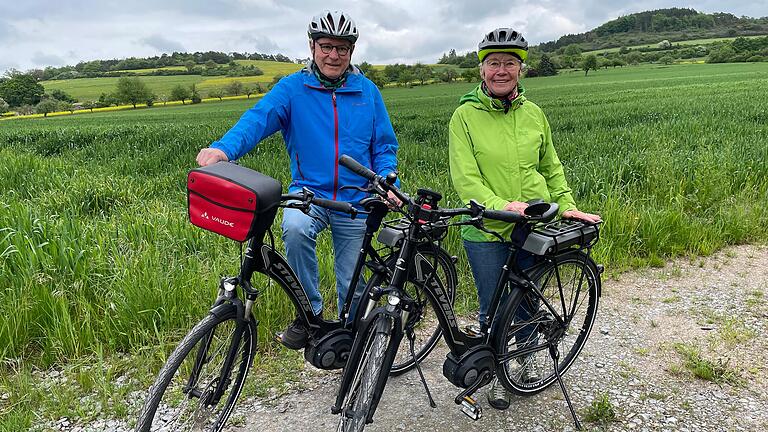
top-left (1, 0), bottom-right (766, 73)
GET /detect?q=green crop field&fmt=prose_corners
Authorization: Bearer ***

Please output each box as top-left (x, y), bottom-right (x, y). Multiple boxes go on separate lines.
top-left (2, 62), bottom-right (767, 429)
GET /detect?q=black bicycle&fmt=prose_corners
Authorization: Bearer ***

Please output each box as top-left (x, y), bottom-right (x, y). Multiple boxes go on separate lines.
top-left (332, 155), bottom-right (603, 432)
top-left (134, 165), bottom-right (457, 432)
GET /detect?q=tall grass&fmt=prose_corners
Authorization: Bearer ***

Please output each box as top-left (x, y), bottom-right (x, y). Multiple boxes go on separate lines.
top-left (1, 62), bottom-right (767, 427)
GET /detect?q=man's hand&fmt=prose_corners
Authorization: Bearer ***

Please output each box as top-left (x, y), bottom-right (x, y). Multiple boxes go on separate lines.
top-left (503, 201), bottom-right (529, 214)
top-left (385, 190), bottom-right (402, 209)
top-left (562, 209), bottom-right (602, 223)
top-left (196, 148), bottom-right (228, 166)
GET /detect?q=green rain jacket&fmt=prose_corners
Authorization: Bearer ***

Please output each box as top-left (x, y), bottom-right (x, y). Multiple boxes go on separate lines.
top-left (448, 84), bottom-right (577, 242)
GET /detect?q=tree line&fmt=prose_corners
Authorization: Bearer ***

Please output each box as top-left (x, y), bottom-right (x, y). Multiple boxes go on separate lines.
top-left (7, 50), bottom-right (293, 82)
top-left (538, 8), bottom-right (768, 53)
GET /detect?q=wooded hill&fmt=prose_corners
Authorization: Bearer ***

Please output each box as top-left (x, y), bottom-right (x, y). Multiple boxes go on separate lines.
top-left (537, 8), bottom-right (768, 53)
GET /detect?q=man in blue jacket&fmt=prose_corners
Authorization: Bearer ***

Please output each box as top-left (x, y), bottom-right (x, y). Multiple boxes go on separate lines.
top-left (196, 10), bottom-right (399, 349)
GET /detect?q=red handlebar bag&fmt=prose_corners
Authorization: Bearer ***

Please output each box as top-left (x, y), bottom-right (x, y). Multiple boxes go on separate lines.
top-left (188, 162), bottom-right (282, 242)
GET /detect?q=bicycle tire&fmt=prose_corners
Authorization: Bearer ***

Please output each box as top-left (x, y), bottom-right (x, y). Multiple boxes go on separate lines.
top-left (135, 306), bottom-right (257, 432)
top-left (337, 314), bottom-right (396, 432)
top-left (368, 246), bottom-right (456, 376)
top-left (494, 250), bottom-right (600, 395)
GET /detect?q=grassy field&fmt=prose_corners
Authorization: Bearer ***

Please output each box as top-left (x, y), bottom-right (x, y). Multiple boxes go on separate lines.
top-left (41, 60), bottom-right (303, 101)
top-left (583, 34), bottom-right (768, 55)
top-left (1, 62), bottom-right (767, 429)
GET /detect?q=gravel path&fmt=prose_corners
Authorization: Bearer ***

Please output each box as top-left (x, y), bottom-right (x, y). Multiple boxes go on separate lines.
top-left (228, 244), bottom-right (768, 432)
top-left (46, 244), bottom-right (768, 431)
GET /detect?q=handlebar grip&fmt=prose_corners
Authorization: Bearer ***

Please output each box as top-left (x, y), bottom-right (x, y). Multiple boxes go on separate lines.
top-left (339, 154), bottom-right (377, 181)
top-left (483, 209), bottom-right (525, 223)
top-left (312, 198), bottom-right (356, 214)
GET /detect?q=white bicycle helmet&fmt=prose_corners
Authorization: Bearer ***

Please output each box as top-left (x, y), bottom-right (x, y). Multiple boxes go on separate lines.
top-left (478, 28), bottom-right (528, 62)
top-left (308, 10), bottom-right (359, 43)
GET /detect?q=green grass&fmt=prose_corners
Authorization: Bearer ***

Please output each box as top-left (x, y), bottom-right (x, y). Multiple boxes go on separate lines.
top-left (672, 343), bottom-right (743, 385)
top-left (583, 392), bottom-right (617, 424)
top-left (1, 61), bottom-right (768, 428)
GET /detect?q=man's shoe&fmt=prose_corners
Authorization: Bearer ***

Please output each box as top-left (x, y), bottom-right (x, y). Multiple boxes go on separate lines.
top-left (520, 354), bottom-right (542, 384)
top-left (486, 377), bottom-right (511, 410)
top-left (276, 317), bottom-right (309, 350)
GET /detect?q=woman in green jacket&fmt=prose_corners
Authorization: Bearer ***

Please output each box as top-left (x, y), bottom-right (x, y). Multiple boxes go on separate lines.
top-left (448, 27), bottom-right (600, 410)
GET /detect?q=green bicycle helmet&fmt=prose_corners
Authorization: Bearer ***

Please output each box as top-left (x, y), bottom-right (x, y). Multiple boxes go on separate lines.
top-left (478, 28), bottom-right (528, 62)
top-left (308, 10), bottom-right (359, 43)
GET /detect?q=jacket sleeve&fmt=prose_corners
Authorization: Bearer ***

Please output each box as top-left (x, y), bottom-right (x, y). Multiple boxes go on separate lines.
top-left (537, 113), bottom-right (577, 214)
top-left (209, 77), bottom-right (291, 161)
top-left (369, 85), bottom-right (399, 179)
top-left (448, 110), bottom-right (510, 211)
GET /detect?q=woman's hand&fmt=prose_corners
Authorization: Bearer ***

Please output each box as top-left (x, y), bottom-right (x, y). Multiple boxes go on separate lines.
top-left (562, 209), bottom-right (602, 223)
top-left (503, 201), bottom-right (529, 214)
top-left (196, 148), bottom-right (228, 166)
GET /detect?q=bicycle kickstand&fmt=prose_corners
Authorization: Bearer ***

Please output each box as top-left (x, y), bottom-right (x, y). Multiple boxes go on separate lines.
top-left (407, 329), bottom-right (436, 408)
top-left (453, 370), bottom-right (491, 421)
top-left (549, 344), bottom-right (583, 431)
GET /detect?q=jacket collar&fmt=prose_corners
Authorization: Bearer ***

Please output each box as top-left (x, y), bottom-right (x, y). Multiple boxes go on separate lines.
top-left (460, 83), bottom-right (526, 112)
top-left (302, 61), bottom-right (362, 93)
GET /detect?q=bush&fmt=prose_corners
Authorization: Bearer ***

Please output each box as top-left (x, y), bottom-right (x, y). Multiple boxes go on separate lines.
top-left (746, 55), bottom-right (765, 62)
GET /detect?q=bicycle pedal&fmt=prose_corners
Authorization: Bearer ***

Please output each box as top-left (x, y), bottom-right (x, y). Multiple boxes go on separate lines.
top-left (460, 396), bottom-right (482, 420)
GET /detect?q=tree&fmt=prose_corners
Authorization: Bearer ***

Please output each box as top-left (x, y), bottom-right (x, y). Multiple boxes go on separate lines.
top-left (191, 84), bottom-right (201, 104)
top-left (97, 92), bottom-right (118, 107)
top-left (439, 69), bottom-right (458, 83)
top-left (244, 84), bottom-right (262, 98)
top-left (564, 44), bottom-right (583, 56)
top-left (658, 39), bottom-right (672, 49)
top-left (0, 98), bottom-right (8, 113)
top-left (209, 89), bottom-right (224, 101)
top-left (582, 54), bottom-right (598, 76)
top-left (226, 81), bottom-right (243, 96)
top-left (411, 63), bottom-right (433, 85)
top-left (158, 94), bottom-right (169, 106)
top-left (357, 61), bottom-right (374, 76)
top-left (626, 52), bottom-right (642, 65)
top-left (537, 54), bottom-right (558, 76)
top-left (60, 101), bottom-right (75, 114)
top-left (461, 67), bottom-right (481, 82)
top-left (396, 68), bottom-right (414, 87)
top-left (0, 74), bottom-right (45, 107)
top-left (184, 60), bottom-right (196, 73)
top-left (269, 74), bottom-right (285, 89)
top-left (82, 101), bottom-right (97, 112)
top-left (49, 89), bottom-right (76, 103)
top-left (366, 70), bottom-right (388, 89)
top-left (170, 84), bottom-right (192, 104)
top-left (35, 98), bottom-right (60, 117)
top-left (115, 77), bottom-right (152, 108)
top-left (659, 55), bottom-right (674, 65)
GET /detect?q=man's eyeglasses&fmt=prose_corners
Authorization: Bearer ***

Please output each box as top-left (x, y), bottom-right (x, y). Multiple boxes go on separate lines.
top-left (317, 43), bottom-right (351, 56)
top-left (484, 59), bottom-right (522, 71)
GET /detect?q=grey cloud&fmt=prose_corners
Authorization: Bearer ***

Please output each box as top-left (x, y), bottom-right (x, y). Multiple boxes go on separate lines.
top-left (140, 34), bottom-right (186, 53)
top-left (239, 34), bottom-right (281, 53)
top-left (31, 52), bottom-right (67, 67)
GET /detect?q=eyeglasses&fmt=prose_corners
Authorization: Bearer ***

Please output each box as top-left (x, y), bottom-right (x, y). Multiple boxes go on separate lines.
top-left (317, 43), bottom-right (351, 56)
top-left (484, 59), bottom-right (522, 71)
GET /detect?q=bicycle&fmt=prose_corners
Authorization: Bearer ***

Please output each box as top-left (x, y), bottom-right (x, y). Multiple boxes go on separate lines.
top-left (332, 155), bottom-right (603, 432)
top-left (134, 162), bottom-right (457, 431)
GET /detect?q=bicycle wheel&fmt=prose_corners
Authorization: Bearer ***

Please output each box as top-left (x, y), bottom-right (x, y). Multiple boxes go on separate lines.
top-left (494, 250), bottom-right (600, 395)
top-left (135, 306), bottom-right (257, 432)
top-left (337, 314), bottom-right (395, 432)
top-left (369, 246), bottom-right (456, 376)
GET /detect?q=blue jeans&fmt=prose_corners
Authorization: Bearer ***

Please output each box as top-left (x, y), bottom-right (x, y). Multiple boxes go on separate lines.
top-left (463, 240), bottom-right (535, 328)
top-left (282, 204), bottom-right (367, 318)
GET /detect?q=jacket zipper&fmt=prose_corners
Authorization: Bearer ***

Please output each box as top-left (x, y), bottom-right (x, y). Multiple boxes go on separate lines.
top-left (332, 91), bottom-right (339, 200)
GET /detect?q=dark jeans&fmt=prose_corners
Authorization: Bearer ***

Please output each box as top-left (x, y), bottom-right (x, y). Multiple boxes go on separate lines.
top-left (463, 241), bottom-right (537, 342)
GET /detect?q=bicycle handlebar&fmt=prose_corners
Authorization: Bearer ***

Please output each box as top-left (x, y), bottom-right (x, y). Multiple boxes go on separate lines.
top-left (339, 154), bottom-right (377, 181)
